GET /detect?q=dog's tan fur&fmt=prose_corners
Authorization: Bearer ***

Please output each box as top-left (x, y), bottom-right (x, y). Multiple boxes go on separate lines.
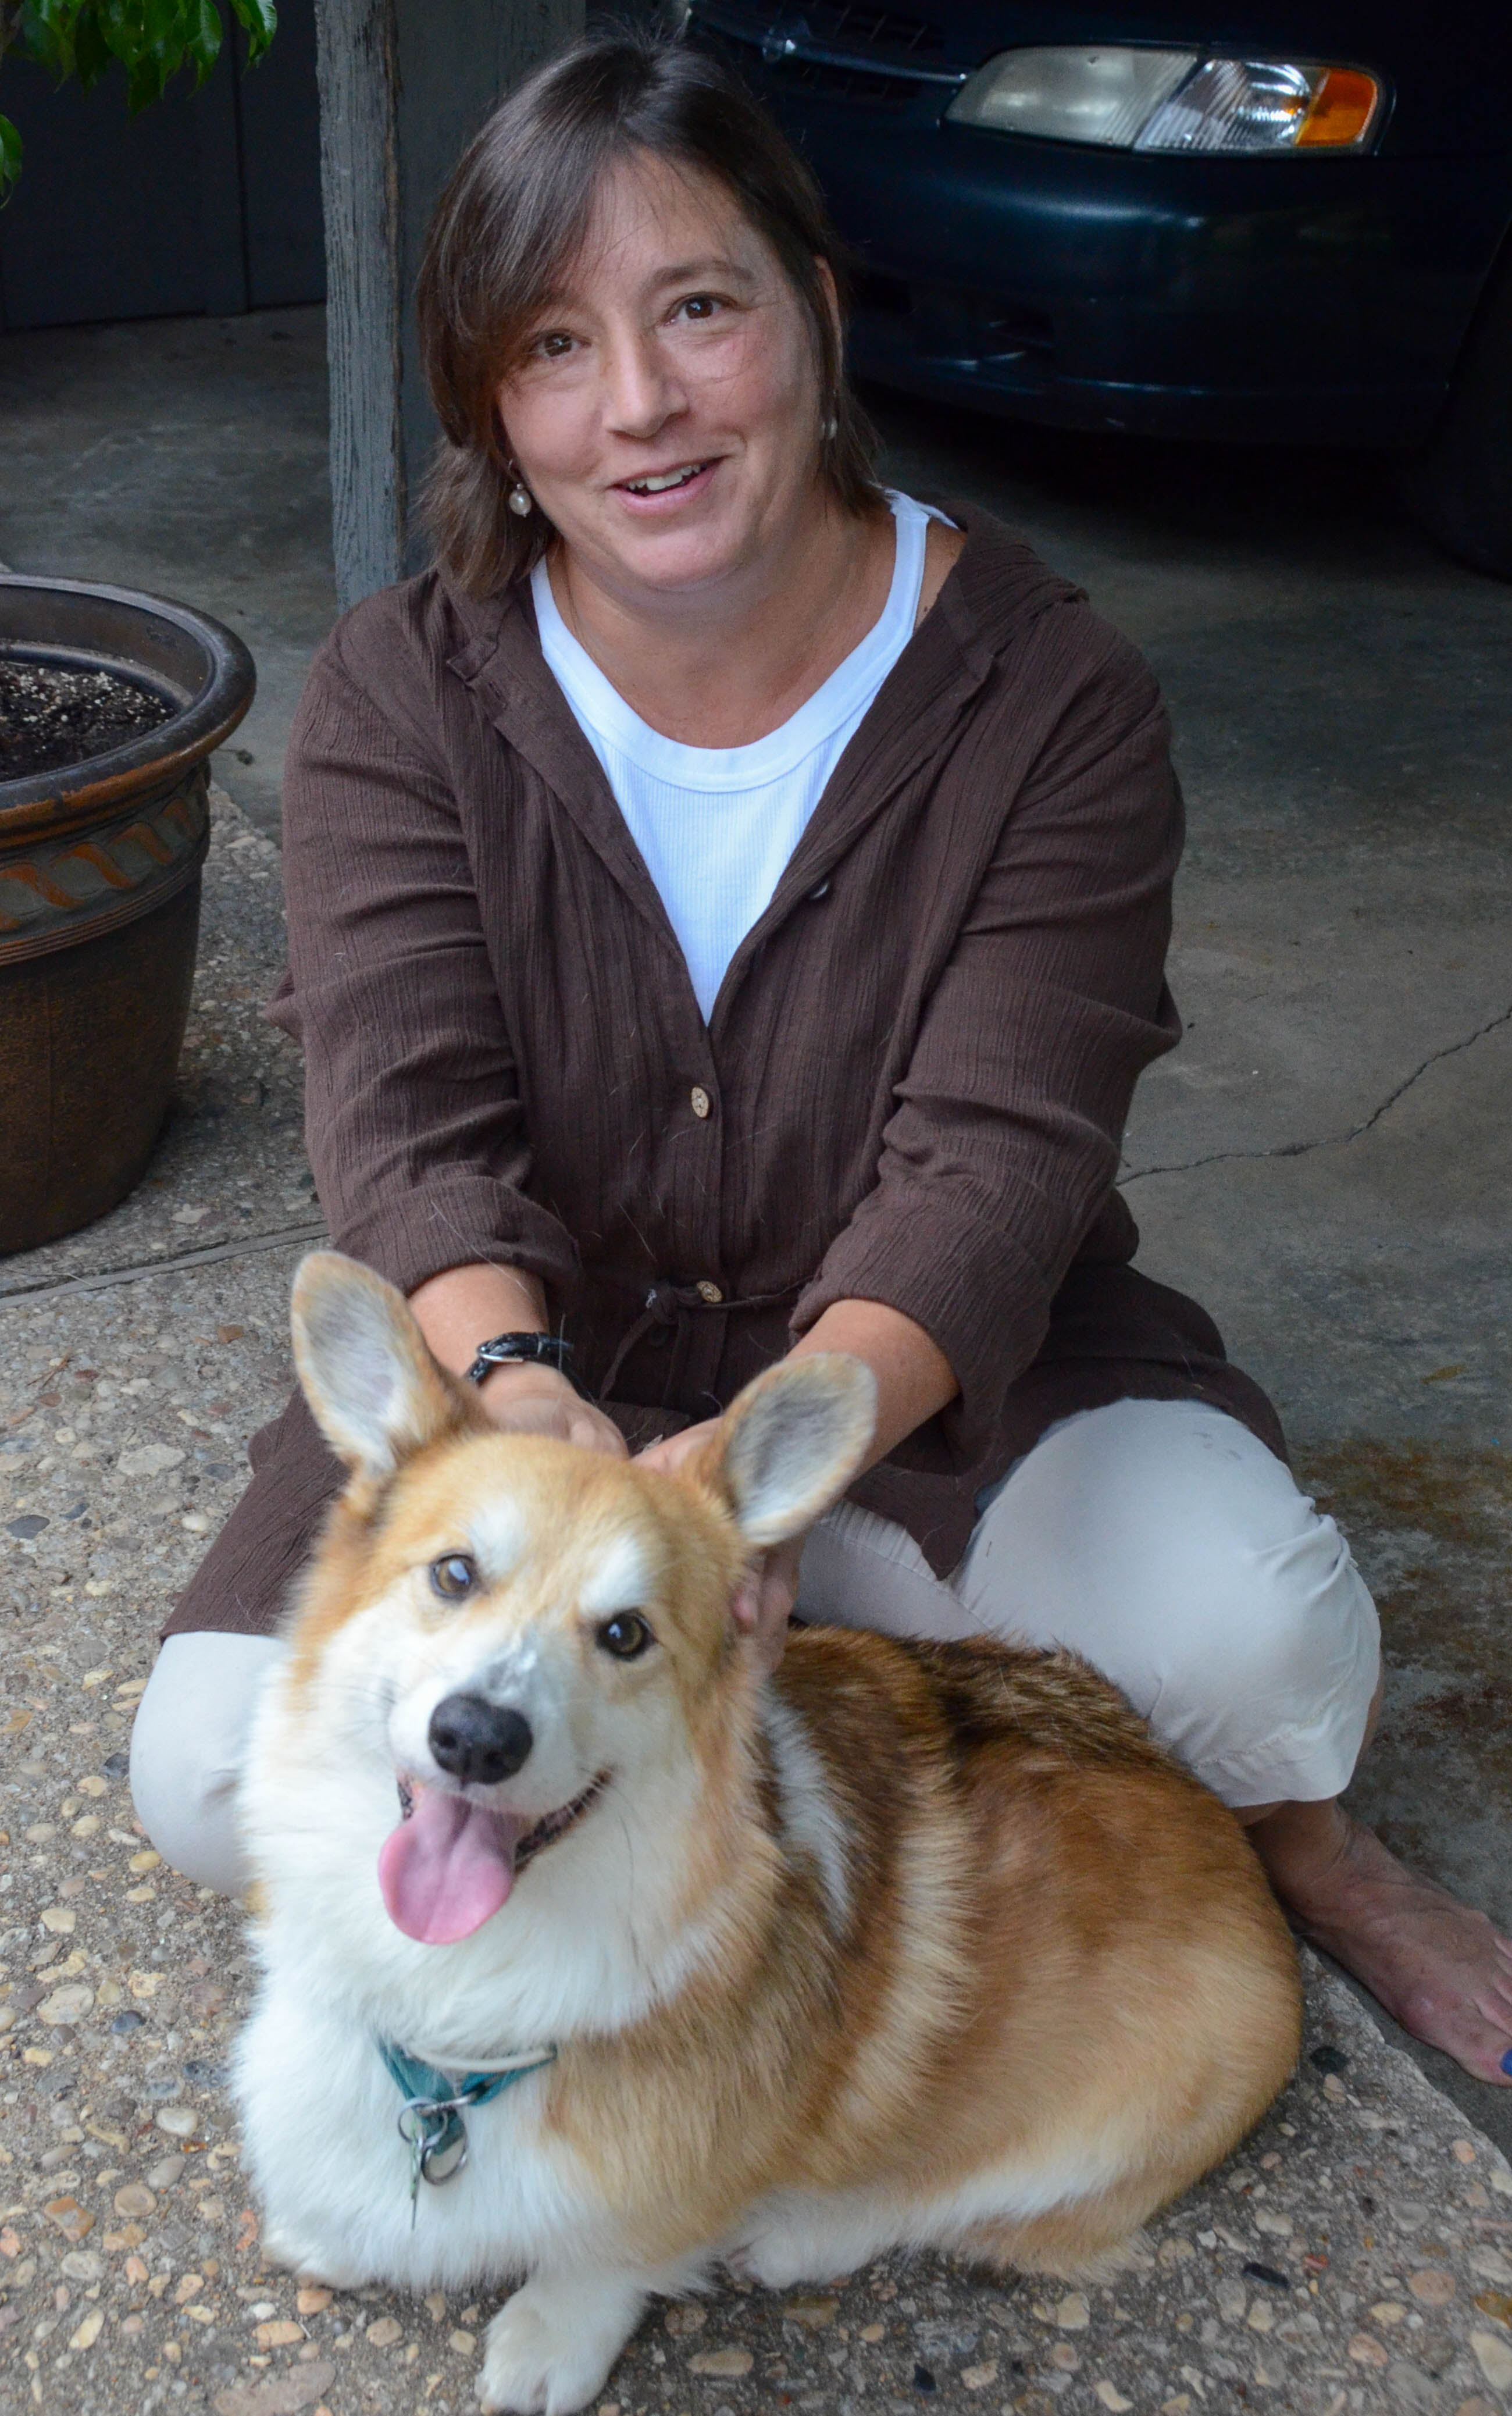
top-left (239, 1256), bottom-right (1300, 2407)
top-left (541, 1617), bottom-right (1300, 2274)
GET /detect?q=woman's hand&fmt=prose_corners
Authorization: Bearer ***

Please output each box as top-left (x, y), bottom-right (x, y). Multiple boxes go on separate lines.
top-left (637, 1422), bottom-right (803, 1673)
top-left (730, 1534), bottom-right (805, 1675)
top-left (405, 1262), bottom-right (625, 1456)
top-left (476, 1362), bottom-right (627, 1457)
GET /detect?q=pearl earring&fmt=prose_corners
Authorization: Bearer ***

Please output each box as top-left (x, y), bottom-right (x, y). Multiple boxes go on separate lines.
top-left (823, 412), bottom-right (838, 441)
top-left (508, 481), bottom-right (533, 517)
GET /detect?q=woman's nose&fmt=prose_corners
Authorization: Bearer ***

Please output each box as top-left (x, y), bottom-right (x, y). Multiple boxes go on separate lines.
top-left (600, 330), bottom-right (683, 441)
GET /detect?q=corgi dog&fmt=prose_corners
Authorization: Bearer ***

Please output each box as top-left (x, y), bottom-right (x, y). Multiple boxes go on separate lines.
top-left (236, 1251), bottom-right (1301, 2416)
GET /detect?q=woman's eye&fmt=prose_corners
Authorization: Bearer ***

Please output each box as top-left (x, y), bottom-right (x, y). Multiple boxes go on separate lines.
top-left (530, 330), bottom-right (575, 361)
top-left (677, 294), bottom-right (722, 323)
top-left (596, 1612), bottom-right (654, 1660)
top-left (429, 1554), bottom-right (477, 1601)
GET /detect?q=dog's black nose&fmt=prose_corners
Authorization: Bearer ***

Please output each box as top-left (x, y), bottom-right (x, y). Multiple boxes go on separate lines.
top-left (428, 1694), bottom-right (533, 1785)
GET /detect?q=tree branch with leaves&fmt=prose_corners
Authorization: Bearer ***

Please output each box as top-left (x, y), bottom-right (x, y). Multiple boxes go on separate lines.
top-left (0, 0), bottom-right (278, 197)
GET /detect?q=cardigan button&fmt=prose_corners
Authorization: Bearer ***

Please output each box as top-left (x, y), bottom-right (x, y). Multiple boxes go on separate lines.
top-left (690, 1085), bottom-right (712, 1120)
top-left (696, 1280), bottom-right (724, 1305)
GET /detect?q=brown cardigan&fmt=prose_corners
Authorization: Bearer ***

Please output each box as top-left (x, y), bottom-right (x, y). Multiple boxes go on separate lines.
top-left (166, 504), bottom-right (1282, 1641)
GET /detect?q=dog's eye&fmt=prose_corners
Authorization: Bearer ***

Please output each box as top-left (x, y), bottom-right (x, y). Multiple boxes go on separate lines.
top-left (596, 1612), bottom-right (652, 1660)
top-left (429, 1554), bottom-right (477, 1601)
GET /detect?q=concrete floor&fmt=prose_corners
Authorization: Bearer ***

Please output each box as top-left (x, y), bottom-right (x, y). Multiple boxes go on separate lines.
top-left (1, 307), bottom-right (1510, 2159)
top-left (0, 308), bottom-right (333, 835)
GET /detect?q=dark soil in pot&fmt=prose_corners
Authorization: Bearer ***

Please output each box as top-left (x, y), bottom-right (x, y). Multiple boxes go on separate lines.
top-left (1, 575), bottom-right (255, 1256)
top-left (0, 658), bottom-right (174, 780)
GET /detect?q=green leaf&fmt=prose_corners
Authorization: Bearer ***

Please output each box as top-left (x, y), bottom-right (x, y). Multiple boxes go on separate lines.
top-left (9, 0), bottom-right (277, 134)
top-left (90, 0), bottom-right (135, 69)
top-left (230, 0), bottom-right (274, 64)
top-left (101, 0), bottom-right (183, 111)
top-left (0, 110), bottom-right (22, 202)
top-left (16, 0), bottom-right (80, 81)
top-left (72, 7), bottom-right (111, 85)
top-left (188, 0), bottom-right (222, 81)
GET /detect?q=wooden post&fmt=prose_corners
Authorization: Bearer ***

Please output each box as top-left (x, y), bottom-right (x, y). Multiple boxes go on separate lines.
top-left (314, 0), bottom-right (583, 613)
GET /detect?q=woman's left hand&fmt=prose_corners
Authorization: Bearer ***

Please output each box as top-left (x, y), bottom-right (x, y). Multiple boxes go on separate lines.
top-left (637, 1423), bottom-right (804, 1672)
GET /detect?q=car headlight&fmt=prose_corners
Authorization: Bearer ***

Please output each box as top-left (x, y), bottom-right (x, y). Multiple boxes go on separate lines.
top-left (946, 48), bottom-right (1383, 154)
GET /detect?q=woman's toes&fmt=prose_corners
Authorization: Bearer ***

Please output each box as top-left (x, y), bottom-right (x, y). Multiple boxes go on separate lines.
top-left (1393, 1979), bottom-right (1512, 2083)
top-left (1446, 2022), bottom-right (1512, 2087)
top-left (1264, 1813), bottom-right (1512, 2084)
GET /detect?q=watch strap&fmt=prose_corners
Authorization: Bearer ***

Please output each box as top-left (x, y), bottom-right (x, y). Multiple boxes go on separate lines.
top-left (465, 1332), bottom-right (575, 1388)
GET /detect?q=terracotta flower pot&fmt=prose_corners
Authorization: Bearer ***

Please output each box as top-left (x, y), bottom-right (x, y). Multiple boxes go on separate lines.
top-left (0, 576), bottom-right (255, 1256)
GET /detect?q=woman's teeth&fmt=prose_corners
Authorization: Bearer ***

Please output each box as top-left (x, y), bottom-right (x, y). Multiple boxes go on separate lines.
top-left (625, 463), bottom-right (706, 494)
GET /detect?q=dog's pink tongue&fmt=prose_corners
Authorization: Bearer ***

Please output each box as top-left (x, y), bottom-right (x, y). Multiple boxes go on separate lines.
top-left (379, 1784), bottom-right (525, 1945)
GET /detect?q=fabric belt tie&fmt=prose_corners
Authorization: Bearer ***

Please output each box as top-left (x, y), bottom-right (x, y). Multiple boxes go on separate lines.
top-left (595, 1276), bottom-right (800, 1405)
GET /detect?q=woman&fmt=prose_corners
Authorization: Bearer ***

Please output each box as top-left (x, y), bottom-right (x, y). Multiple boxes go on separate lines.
top-left (133, 33), bottom-right (1511, 2085)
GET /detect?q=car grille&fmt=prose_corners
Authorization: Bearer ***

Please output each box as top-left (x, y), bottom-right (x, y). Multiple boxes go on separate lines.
top-left (783, 2), bottom-right (946, 61)
top-left (689, 2), bottom-right (966, 108)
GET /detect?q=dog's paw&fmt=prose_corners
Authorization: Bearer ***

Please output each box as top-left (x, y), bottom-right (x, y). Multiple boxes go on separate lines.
top-left (1022, 2230), bottom-right (1153, 2286)
top-left (723, 2208), bottom-right (861, 2293)
top-left (478, 2276), bottom-right (642, 2416)
top-left (257, 2225), bottom-right (366, 2290)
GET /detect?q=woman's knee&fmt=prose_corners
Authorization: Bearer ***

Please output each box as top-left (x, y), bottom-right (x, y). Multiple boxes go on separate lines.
top-left (129, 1631), bottom-right (282, 1896)
top-left (958, 1399), bottom-right (1381, 1806)
top-left (799, 1498), bottom-right (981, 1644)
top-left (1139, 1494), bottom-right (1381, 1805)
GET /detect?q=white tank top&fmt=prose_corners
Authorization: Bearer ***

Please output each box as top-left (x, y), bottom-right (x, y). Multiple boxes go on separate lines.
top-left (532, 491), bottom-right (937, 1020)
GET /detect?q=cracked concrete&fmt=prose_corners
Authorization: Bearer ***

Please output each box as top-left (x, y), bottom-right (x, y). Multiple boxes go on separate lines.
top-left (1122, 1000), bottom-right (1512, 1184)
top-left (871, 400), bottom-right (1512, 1458)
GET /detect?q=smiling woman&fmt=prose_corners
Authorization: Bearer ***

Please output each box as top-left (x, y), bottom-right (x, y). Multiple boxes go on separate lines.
top-left (131, 30), bottom-right (1512, 2098)
top-left (416, 42), bottom-right (881, 603)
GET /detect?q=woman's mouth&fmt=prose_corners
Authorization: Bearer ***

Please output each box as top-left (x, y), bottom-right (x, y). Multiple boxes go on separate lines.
top-left (616, 460), bottom-right (715, 502)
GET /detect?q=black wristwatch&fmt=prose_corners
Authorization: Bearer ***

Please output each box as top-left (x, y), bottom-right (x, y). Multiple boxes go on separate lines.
top-left (465, 1332), bottom-right (577, 1389)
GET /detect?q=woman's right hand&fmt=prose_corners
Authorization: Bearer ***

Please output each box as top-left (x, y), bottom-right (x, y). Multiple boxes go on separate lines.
top-left (475, 1363), bottom-right (628, 1457)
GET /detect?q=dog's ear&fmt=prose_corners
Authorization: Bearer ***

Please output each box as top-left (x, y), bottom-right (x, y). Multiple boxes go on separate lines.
top-left (699, 1355), bottom-right (877, 1547)
top-left (291, 1252), bottom-right (469, 1479)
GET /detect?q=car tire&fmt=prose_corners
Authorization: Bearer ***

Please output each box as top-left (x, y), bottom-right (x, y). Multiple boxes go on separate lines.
top-left (1397, 234), bottom-right (1512, 579)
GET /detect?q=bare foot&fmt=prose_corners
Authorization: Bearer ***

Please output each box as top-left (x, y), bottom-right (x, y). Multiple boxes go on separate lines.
top-left (1247, 1798), bottom-right (1512, 2085)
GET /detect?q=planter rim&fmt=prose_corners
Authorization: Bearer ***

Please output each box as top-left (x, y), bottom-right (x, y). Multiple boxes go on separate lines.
top-left (0, 573), bottom-right (256, 836)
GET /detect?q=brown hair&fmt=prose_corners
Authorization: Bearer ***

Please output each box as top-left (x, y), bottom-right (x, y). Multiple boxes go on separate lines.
top-left (417, 30), bottom-right (884, 596)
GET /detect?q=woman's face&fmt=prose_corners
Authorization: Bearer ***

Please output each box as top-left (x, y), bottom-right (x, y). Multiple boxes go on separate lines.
top-left (494, 151), bottom-right (832, 606)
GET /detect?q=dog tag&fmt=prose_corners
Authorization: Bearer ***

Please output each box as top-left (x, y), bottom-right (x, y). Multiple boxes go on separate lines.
top-left (397, 2098), bottom-right (466, 2221)
top-left (422, 2130), bottom-right (468, 2185)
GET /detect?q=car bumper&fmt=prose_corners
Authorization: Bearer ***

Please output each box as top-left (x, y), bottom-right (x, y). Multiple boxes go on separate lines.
top-left (692, 27), bottom-right (1511, 447)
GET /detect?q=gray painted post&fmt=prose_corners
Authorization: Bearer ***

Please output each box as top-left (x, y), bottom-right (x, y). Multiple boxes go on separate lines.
top-left (314, 0), bottom-right (583, 614)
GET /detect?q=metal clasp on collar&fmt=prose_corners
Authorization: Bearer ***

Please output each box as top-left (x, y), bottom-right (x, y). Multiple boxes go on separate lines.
top-left (379, 2039), bottom-right (557, 2223)
top-left (398, 2089), bottom-right (475, 2201)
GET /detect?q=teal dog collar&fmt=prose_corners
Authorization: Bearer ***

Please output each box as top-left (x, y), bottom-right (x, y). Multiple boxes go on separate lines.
top-left (378, 2039), bottom-right (556, 2217)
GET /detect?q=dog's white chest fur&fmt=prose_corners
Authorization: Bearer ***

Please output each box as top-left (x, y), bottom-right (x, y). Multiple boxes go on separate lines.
top-left (237, 1960), bottom-right (600, 2290)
